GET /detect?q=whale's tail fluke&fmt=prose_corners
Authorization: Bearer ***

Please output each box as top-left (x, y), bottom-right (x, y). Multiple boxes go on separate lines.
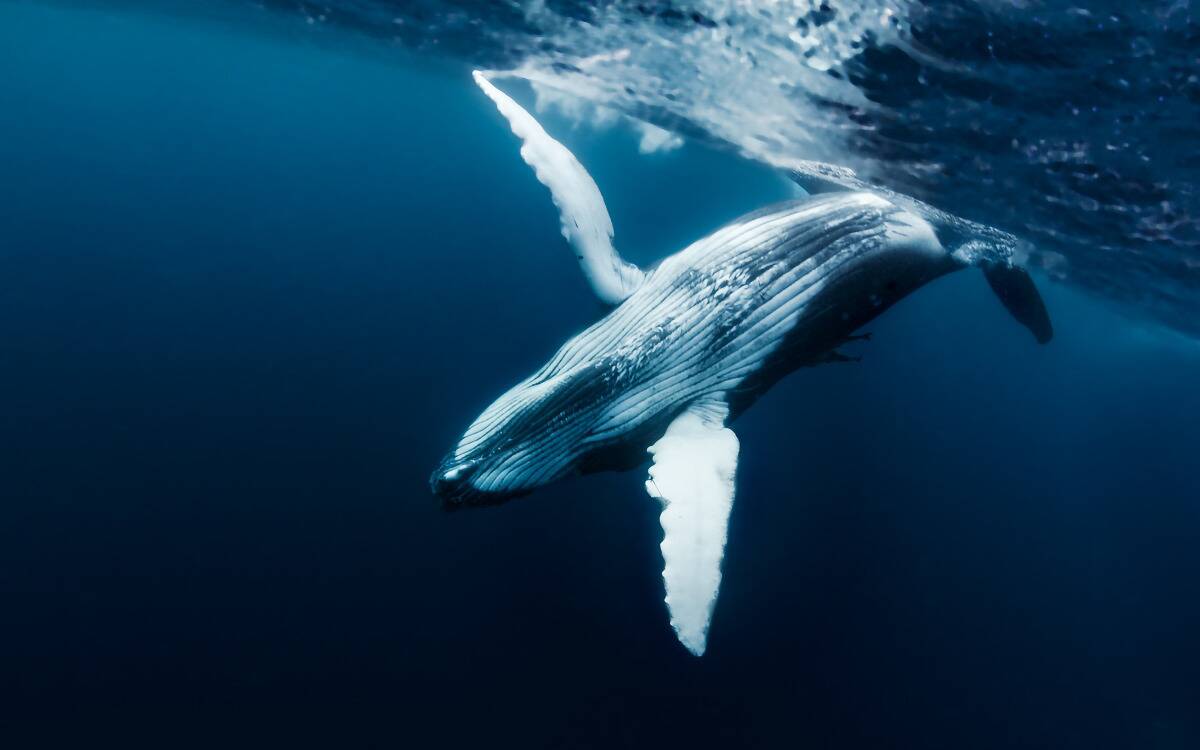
top-left (788, 161), bottom-right (1054, 344)
top-left (981, 263), bottom-right (1054, 344)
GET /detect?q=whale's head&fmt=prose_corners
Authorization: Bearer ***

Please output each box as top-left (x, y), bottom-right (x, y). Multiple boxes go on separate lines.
top-left (431, 362), bottom-right (623, 507)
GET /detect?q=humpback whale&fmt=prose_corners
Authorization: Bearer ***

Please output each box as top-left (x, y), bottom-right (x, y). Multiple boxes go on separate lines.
top-left (432, 72), bottom-right (1053, 656)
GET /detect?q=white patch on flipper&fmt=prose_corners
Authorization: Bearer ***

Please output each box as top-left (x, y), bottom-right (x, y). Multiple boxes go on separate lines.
top-left (472, 71), bottom-right (644, 305)
top-left (645, 396), bottom-right (739, 656)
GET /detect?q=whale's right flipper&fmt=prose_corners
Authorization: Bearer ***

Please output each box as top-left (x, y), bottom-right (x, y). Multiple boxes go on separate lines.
top-left (645, 396), bottom-right (739, 657)
top-left (473, 71), bottom-right (645, 305)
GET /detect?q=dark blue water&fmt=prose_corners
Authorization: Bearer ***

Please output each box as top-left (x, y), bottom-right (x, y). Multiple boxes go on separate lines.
top-left (2, 3), bottom-right (1199, 748)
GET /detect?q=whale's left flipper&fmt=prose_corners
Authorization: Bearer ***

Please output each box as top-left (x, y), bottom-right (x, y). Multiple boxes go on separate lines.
top-left (645, 396), bottom-right (739, 656)
top-left (472, 71), bottom-right (645, 305)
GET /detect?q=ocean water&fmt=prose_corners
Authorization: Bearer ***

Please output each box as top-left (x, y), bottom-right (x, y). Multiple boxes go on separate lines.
top-left (2, 2), bottom-right (1199, 748)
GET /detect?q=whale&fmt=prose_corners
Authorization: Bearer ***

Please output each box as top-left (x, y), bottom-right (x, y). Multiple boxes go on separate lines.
top-left (432, 72), bottom-right (1053, 656)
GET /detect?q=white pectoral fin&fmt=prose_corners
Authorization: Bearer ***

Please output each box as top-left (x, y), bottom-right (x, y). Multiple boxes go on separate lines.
top-left (472, 71), bottom-right (644, 305)
top-left (645, 397), bottom-right (739, 656)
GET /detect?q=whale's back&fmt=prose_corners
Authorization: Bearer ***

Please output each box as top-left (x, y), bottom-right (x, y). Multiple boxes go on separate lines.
top-left (573, 193), bottom-right (939, 434)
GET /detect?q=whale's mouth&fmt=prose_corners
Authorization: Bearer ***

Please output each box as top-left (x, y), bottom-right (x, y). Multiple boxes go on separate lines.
top-left (429, 460), bottom-right (531, 509)
top-left (429, 460), bottom-right (480, 505)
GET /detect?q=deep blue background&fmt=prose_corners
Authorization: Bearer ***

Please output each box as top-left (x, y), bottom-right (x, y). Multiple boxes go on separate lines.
top-left (2, 4), bottom-right (1198, 748)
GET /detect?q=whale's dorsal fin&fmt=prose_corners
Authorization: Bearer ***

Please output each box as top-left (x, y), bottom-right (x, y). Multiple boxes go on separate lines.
top-left (788, 160), bottom-right (866, 195)
top-left (473, 71), bottom-right (645, 305)
top-left (645, 395), bottom-right (739, 656)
